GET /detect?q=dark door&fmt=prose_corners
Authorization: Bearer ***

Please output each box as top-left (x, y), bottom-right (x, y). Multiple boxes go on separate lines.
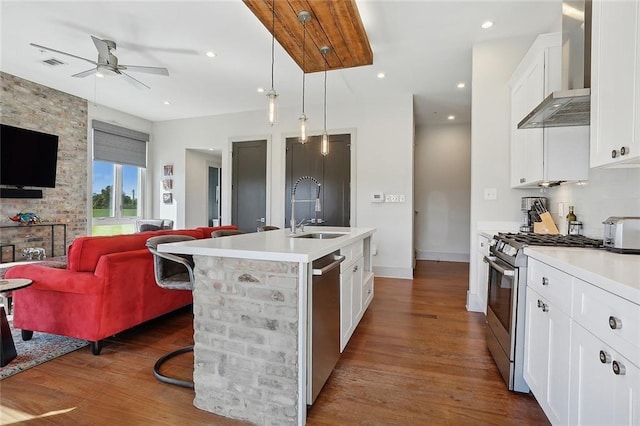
top-left (285, 134), bottom-right (350, 228)
top-left (232, 140), bottom-right (267, 232)
top-left (208, 166), bottom-right (220, 226)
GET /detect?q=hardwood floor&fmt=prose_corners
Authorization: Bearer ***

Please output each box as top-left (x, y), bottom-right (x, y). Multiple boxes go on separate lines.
top-left (0, 261), bottom-right (548, 425)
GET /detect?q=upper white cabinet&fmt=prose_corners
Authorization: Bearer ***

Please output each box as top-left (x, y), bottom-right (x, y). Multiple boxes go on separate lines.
top-left (590, 0), bottom-right (640, 168)
top-left (509, 33), bottom-right (589, 188)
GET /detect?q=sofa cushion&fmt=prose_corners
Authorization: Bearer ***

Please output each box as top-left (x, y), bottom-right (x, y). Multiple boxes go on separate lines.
top-left (67, 228), bottom-right (206, 272)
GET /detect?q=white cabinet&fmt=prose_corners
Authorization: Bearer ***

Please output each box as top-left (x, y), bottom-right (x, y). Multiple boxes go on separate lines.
top-left (523, 261), bottom-right (572, 425)
top-left (590, 0), bottom-right (640, 168)
top-left (509, 33), bottom-right (589, 188)
top-left (570, 323), bottom-right (640, 426)
top-left (339, 239), bottom-right (373, 351)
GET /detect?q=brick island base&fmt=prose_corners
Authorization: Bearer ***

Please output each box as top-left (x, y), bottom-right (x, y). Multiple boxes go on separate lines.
top-left (192, 255), bottom-right (304, 426)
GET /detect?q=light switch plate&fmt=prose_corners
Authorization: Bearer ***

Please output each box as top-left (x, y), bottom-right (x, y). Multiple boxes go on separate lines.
top-left (484, 188), bottom-right (498, 200)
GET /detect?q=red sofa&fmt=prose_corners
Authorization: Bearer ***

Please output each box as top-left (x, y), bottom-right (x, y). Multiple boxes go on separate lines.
top-left (5, 225), bottom-right (237, 354)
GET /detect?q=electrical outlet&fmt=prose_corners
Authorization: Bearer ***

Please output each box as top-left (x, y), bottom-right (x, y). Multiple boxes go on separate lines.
top-left (385, 194), bottom-right (399, 203)
top-left (484, 188), bottom-right (497, 201)
top-left (399, 194), bottom-right (405, 202)
top-left (558, 202), bottom-right (566, 217)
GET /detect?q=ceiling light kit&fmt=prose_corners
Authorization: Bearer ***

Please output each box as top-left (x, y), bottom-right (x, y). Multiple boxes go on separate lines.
top-left (320, 46), bottom-right (331, 157)
top-left (266, 1), bottom-right (278, 126)
top-left (298, 10), bottom-right (311, 144)
top-left (481, 20), bottom-right (494, 29)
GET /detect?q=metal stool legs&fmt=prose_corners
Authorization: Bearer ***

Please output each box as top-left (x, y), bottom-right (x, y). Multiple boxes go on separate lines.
top-left (153, 345), bottom-right (194, 389)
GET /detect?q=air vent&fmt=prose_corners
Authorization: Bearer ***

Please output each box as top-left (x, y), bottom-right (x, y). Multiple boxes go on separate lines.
top-left (42, 58), bottom-right (65, 66)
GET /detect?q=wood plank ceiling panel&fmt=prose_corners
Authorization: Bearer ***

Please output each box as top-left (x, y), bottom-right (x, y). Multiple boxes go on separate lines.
top-left (243, 0), bottom-right (373, 73)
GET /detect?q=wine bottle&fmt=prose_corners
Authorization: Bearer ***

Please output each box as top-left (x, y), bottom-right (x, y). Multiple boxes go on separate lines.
top-left (566, 205), bottom-right (576, 234)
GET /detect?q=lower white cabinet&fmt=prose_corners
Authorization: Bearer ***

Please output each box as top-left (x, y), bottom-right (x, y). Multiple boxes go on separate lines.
top-left (570, 323), bottom-right (640, 425)
top-left (340, 239), bottom-right (372, 352)
top-left (523, 286), bottom-right (571, 425)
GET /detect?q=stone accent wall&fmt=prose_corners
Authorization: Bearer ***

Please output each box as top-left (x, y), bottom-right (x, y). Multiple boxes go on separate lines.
top-left (193, 255), bottom-right (300, 426)
top-left (0, 72), bottom-right (87, 260)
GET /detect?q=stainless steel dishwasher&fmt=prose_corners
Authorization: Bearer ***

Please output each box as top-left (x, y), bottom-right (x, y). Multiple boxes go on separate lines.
top-left (307, 251), bottom-right (345, 405)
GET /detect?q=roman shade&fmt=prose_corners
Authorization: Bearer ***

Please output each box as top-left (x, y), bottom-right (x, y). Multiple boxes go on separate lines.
top-left (92, 120), bottom-right (149, 168)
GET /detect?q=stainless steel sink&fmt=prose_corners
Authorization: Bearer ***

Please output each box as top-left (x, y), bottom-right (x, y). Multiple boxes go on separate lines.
top-left (290, 232), bottom-right (346, 239)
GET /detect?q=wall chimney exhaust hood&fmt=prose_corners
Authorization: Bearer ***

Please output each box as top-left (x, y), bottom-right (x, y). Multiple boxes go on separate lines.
top-left (518, 0), bottom-right (592, 129)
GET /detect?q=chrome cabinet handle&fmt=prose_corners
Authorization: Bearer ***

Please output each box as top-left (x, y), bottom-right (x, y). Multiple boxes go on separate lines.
top-left (620, 146), bottom-right (628, 156)
top-left (520, 177), bottom-right (526, 183)
top-left (599, 350), bottom-right (612, 364)
top-left (541, 303), bottom-right (548, 313)
top-left (542, 277), bottom-right (549, 286)
top-left (612, 360), bottom-right (626, 375)
top-left (353, 265), bottom-right (358, 272)
top-left (611, 149), bottom-right (618, 159)
top-left (537, 300), bottom-right (543, 308)
top-left (609, 316), bottom-right (622, 330)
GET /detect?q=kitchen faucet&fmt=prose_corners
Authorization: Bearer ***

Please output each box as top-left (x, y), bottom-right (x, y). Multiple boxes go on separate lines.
top-left (291, 175), bottom-right (321, 233)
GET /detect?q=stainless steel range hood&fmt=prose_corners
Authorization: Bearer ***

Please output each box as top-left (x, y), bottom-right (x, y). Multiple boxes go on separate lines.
top-left (518, 0), bottom-right (591, 129)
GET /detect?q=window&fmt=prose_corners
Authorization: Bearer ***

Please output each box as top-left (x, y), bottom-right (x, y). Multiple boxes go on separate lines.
top-left (91, 120), bottom-right (149, 236)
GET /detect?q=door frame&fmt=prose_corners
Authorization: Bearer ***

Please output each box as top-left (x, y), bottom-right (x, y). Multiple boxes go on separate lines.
top-left (226, 135), bottom-right (272, 228)
top-left (278, 128), bottom-right (357, 228)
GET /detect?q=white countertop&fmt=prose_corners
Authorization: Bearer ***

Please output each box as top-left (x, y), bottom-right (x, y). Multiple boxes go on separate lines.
top-left (523, 246), bottom-right (640, 305)
top-left (158, 226), bottom-right (376, 263)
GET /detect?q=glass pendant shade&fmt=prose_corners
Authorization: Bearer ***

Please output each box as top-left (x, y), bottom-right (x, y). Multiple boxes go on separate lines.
top-left (267, 89), bottom-right (278, 125)
top-left (299, 113), bottom-right (308, 143)
top-left (321, 131), bottom-right (329, 156)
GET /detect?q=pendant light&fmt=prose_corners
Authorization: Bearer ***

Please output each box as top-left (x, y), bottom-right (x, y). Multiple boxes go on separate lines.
top-left (320, 46), bottom-right (330, 156)
top-left (298, 10), bottom-right (311, 143)
top-left (266, 0), bottom-right (278, 126)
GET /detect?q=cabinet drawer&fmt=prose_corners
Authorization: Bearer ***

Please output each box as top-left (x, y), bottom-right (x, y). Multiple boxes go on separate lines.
top-left (528, 258), bottom-right (573, 316)
top-left (573, 279), bottom-right (640, 367)
top-left (341, 240), bottom-right (363, 271)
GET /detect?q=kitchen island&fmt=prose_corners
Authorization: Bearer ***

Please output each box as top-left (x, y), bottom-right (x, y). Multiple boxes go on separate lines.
top-left (158, 226), bottom-right (375, 426)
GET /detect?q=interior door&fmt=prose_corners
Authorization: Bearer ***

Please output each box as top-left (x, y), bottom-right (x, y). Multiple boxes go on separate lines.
top-left (285, 134), bottom-right (350, 228)
top-left (208, 166), bottom-right (220, 226)
top-left (232, 140), bottom-right (267, 232)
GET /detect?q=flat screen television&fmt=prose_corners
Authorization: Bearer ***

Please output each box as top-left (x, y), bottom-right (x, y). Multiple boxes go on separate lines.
top-left (1, 124), bottom-right (59, 188)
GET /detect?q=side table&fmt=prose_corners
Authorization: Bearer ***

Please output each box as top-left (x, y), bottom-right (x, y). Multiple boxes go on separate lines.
top-left (0, 278), bottom-right (32, 367)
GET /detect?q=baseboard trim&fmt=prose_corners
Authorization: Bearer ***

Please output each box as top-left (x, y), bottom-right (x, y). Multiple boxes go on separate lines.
top-left (415, 251), bottom-right (470, 263)
top-left (373, 266), bottom-right (413, 279)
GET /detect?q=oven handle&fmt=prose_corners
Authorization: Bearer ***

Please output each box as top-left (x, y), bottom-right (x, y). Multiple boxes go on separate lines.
top-left (483, 256), bottom-right (515, 276)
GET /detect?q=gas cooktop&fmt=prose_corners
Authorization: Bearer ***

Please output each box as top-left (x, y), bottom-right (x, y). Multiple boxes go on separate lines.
top-left (496, 232), bottom-right (604, 249)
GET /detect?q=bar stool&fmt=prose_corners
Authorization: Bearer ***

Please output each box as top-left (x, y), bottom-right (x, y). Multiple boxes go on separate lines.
top-left (145, 235), bottom-right (196, 389)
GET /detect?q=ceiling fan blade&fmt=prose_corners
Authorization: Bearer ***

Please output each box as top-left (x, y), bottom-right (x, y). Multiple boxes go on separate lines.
top-left (119, 65), bottom-right (169, 76)
top-left (30, 43), bottom-right (97, 65)
top-left (91, 36), bottom-right (112, 63)
top-left (72, 68), bottom-right (98, 78)
top-left (120, 71), bottom-right (150, 90)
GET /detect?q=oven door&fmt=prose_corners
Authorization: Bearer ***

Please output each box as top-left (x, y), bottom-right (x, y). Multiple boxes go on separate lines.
top-left (484, 255), bottom-right (519, 384)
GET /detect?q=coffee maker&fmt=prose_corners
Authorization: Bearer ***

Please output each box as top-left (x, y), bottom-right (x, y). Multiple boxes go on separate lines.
top-left (520, 197), bottom-right (548, 232)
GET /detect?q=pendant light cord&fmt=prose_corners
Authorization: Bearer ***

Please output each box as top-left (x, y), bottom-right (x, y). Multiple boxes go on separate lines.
top-left (301, 20), bottom-right (306, 114)
top-left (323, 55), bottom-right (327, 130)
top-left (270, 1), bottom-right (275, 90)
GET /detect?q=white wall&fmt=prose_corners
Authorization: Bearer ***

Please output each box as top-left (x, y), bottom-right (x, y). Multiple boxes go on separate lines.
top-left (184, 149), bottom-right (222, 228)
top-left (151, 93), bottom-right (415, 278)
top-left (415, 123), bottom-right (471, 262)
top-left (468, 35), bottom-right (540, 311)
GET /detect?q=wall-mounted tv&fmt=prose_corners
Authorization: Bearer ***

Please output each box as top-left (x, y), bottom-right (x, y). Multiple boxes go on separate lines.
top-left (1, 124), bottom-right (59, 188)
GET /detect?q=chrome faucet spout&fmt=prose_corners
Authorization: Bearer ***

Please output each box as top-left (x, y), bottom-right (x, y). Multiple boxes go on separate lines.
top-left (291, 175), bottom-right (322, 233)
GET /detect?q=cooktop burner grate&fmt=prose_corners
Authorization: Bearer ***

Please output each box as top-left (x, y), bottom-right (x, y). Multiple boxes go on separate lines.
top-left (498, 232), bottom-right (604, 248)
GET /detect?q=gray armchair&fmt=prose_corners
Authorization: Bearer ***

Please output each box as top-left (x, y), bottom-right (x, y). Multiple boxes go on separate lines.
top-left (136, 219), bottom-right (174, 232)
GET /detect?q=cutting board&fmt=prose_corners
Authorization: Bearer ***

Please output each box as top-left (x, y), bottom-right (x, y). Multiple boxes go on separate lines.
top-left (534, 212), bottom-right (559, 234)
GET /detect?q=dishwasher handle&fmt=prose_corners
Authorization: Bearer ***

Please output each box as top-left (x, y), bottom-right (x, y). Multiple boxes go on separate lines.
top-left (312, 255), bottom-right (346, 276)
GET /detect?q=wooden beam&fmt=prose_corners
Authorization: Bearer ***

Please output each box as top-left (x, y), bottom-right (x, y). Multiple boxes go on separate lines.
top-left (243, 0), bottom-right (373, 73)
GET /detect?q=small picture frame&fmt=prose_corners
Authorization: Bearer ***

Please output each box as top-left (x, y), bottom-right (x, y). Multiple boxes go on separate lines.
top-left (163, 192), bottom-right (173, 204)
top-left (162, 179), bottom-right (173, 190)
top-left (163, 164), bottom-right (174, 176)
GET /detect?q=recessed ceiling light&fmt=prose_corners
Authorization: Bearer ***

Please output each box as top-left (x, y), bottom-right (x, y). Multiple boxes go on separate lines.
top-left (206, 51), bottom-right (216, 58)
top-left (481, 21), bottom-right (494, 29)
top-left (448, 115), bottom-right (455, 120)
top-left (377, 72), bottom-right (385, 79)
top-left (163, 101), bottom-right (171, 105)
top-left (257, 87), bottom-right (265, 93)
top-left (96, 72), bottom-right (104, 78)
top-left (457, 82), bottom-right (465, 89)
top-left (208, 148), bottom-right (214, 151)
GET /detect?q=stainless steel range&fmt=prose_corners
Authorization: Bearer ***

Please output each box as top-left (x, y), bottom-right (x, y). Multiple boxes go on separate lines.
top-left (484, 232), bottom-right (603, 393)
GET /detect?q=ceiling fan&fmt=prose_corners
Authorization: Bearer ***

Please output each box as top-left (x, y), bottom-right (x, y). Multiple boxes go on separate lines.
top-left (30, 35), bottom-right (169, 89)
